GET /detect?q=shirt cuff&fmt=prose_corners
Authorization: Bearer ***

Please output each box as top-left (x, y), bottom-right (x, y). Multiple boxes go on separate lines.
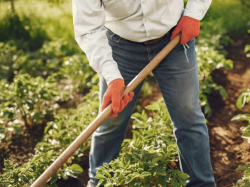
top-left (101, 62), bottom-right (124, 85)
top-left (184, 1), bottom-right (211, 21)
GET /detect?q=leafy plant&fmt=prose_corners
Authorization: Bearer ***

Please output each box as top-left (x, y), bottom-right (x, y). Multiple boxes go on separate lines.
top-left (0, 152), bottom-right (83, 187)
top-left (140, 80), bottom-right (153, 98)
top-left (96, 98), bottom-right (189, 187)
top-left (0, 39), bottom-right (83, 81)
top-left (199, 76), bottom-right (228, 117)
top-left (23, 39), bottom-right (82, 78)
top-left (0, 73), bottom-right (72, 142)
top-left (59, 54), bottom-right (97, 91)
top-left (196, 19), bottom-right (233, 117)
top-left (0, 85), bottom-right (99, 187)
top-left (236, 89), bottom-right (250, 110)
top-left (244, 30), bottom-right (250, 58)
top-left (231, 88), bottom-right (250, 186)
top-left (0, 41), bottom-right (29, 81)
top-left (0, 10), bottom-right (49, 49)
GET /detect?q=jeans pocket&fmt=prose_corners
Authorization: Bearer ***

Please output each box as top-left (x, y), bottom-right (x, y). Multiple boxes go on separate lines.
top-left (106, 29), bottom-right (122, 43)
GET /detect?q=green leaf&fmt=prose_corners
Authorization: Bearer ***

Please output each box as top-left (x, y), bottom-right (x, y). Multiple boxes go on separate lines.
top-left (13, 126), bottom-right (22, 134)
top-left (236, 95), bottom-right (246, 110)
top-left (70, 164), bottom-right (83, 174)
top-left (97, 179), bottom-right (105, 187)
top-left (177, 173), bottom-right (189, 179)
top-left (125, 174), bottom-right (134, 184)
top-left (236, 165), bottom-right (249, 171)
top-left (0, 128), bottom-right (5, 134)
top-left (33, 112), bottom-right (44, 121)
top-left (242, 131), bottom-right (250, 138)
top-left (158, 176), bottom-right (167, 186)
top-left (171, 178), bottom-right (181, 187)
top-left (145, 102), bottom-right (160, 112)
top-left (152, 157), bottom-right (162, 164)
top-left (231, 114), bottom-right (250, 122)
top-left (104, 182), bottom-right (113, 187)
top-left (95, 174), bottom-right (107, 179)
top-left (141, 171), bottom-right (151, 177)
top-left (103, 163), bottom-right (110, 169)
top-left (244, 44), bottom-right (250, 53)
top-left (178, 178), bottom-right (186, 186)
top-left (103, 170), bottom-right (111, 178)
top-left (156, 168), bottom-right (166, 176)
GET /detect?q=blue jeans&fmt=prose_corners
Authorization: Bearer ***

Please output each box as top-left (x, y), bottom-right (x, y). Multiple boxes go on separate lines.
top-left (88, 29), bottom-right (215, 187)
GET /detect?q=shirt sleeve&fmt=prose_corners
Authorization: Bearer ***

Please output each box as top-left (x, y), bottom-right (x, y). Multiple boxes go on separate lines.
top-left (184, 0), bottom-right (213, 20)
top-left (72, 0), bottom-right (123, 85)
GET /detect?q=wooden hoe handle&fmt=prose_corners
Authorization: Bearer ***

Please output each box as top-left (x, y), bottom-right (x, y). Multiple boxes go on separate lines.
top-left (30, 33), bottom-right (181, 187)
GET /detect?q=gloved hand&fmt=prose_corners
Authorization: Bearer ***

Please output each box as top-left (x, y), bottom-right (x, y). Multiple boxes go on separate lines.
top-left (101, 78), bottom-right (134, 118)
top-left (170, 16), bottom-right (200, 45)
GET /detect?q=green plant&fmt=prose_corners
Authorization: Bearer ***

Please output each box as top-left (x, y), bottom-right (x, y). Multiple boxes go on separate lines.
top-left (231, 88), bottom-right (250, 186)
top-left (0, 10), bottom-right (49, 49)
top-left (236, 89), bottom-right (250, 110)
top-left (0, 73), bottom-right (72, 142)
top-left (0, 41), bottom-right (29, 81)
top-left (23, 39), bottom-right (82, 78)
top-left (59, 54), bottom-right (97, 91)
top-left (195, 19), bottom-right (233, 117)
top-left (0, 152), bottom-right (83, 187)
top-left (140, 80), bottom-right (153, 98)
top-left (240, 0), bottom-right (250, 9)
top-left (0, 85), bottom-right (99, 187)
top-left (199, 76), bottom-right (228, 117)
top-left (96, 98), bottom-right (189, 187)
top-left (244, 30), bottom-right (250, 58)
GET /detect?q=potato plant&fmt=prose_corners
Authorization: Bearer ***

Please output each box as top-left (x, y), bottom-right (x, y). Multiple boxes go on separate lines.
top-left (0, 85), bottom-right (99, 187)
top-left (0, 73), bottom-right (72, 142)
top-left (0, 41), bottom-right (29, 81)
top-left (96, 98), bottom-right (189, 187)
top-left (231, 88), bottom-right (250, 186)
top-left (59, 54), bottom-right (97, 91)
top-left (19, 39), bottom-right (82, 78)
top-left (244, 30), bottom-right (250, 58)
top-left (199, 76), bottom-right (228, 117)
top-left (0, 39), bottom-right (84, 81)
top-left (196, 19), bottom-right (233, 117)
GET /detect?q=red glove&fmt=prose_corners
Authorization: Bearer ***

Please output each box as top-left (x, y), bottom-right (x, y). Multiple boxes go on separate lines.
top-left (101, 78), bottom-right (134, 118)
top-left (170, 16), bottom-right (200, 45)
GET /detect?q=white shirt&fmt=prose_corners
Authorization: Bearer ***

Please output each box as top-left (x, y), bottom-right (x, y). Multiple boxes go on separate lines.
top-left (72, 0), bottom-right (212, 85)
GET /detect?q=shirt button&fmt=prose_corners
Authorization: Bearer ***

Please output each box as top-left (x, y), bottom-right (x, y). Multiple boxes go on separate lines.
top-left (148, 35), bottom-right (151, 39)
top-left (144, 18), bottom-right (148, 22)
top-left (142, 0), bottom-right (145, 4)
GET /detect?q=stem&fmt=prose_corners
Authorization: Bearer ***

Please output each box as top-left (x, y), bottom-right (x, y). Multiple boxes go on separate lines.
top-left (20, 105), bottom-right (28, 126)
top-left (10, 0), bottom-right (15, 13)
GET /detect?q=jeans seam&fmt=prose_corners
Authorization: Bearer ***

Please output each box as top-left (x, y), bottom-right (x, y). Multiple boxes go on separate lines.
top-left (146, 45), bottom-right (152, 62)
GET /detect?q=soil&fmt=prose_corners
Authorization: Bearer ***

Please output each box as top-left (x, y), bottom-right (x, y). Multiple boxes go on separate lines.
top-left (0, 124), bottom-right (46, 174)
top-left (207, 34), bottom-right (250, 187)
top-left (1, 34), bottom-right (250, 187)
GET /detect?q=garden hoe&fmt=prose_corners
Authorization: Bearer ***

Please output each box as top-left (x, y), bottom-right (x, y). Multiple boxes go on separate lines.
top-left (30, 33), bottom-right (181, 187)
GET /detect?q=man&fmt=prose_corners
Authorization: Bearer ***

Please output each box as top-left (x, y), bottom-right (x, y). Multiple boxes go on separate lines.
top-left (72, 0), bottom-right (215, 186)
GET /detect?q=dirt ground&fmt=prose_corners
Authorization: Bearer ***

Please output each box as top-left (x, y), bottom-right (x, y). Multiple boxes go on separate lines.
top-left (208, 34), bottom-right (250, 187)
top-left (1, 34), bottom-right (250, 187)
